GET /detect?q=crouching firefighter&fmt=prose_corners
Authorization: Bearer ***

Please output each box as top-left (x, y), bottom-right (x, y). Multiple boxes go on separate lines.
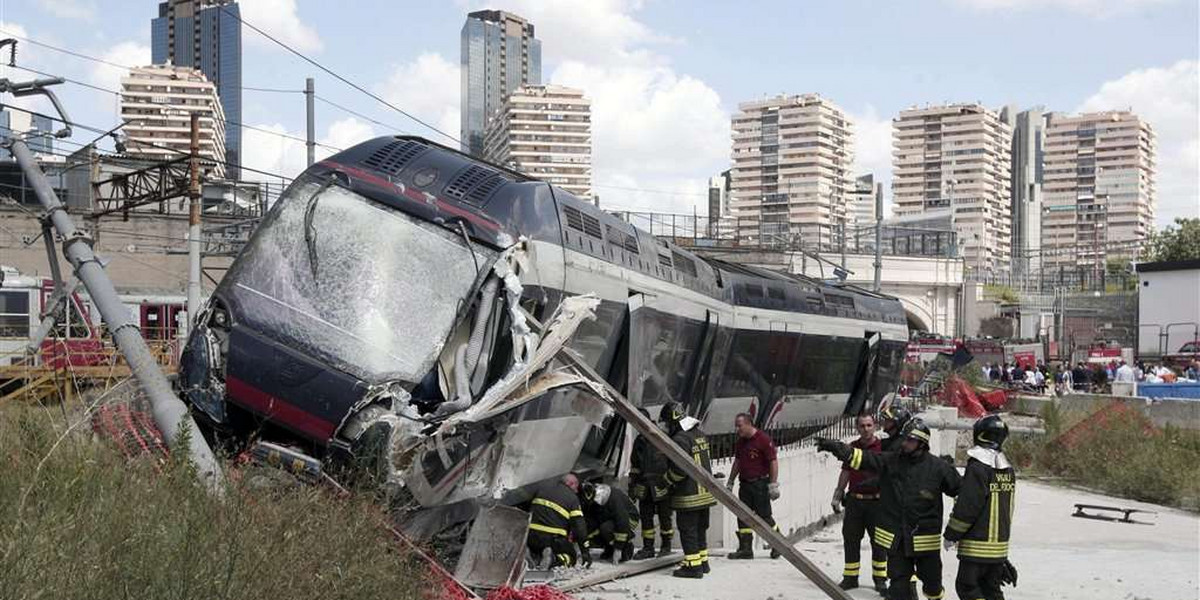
top-left (580, 482), bottom-right (640, 563)
top-left (817, 420), bottom-right (961, 600)
top-left (629, 408), bottom-right (674, 560)
top-left (527, 473), bottom-right (591, 569)
top-left (944, 415), bottom-right (1019, 600)
top-left (660, 401), bottom-right (717, 579)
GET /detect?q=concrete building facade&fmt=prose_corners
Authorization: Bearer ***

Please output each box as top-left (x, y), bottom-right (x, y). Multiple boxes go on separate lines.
top-left (1041, 111), bottom-right (1156, 269)
top-left (482, 84), bottom-right (591, 198)
top-left (1003, 106), bottom-right (1049, 277)
top-left (848, 173), bottom-right (880, 228)
top-left (729, 94), bottom-right (854, 247)
top-left (120, 64), bottom-right (227, 177)
top-left (461, 10), bottom-right (542, 158)
top-left (893, 104), bottom-right (1013, 273)
top-left (151, 0), bottom-right (241, 178)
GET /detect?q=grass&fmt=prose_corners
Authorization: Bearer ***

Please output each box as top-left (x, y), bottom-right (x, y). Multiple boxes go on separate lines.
top-left (1005, 402), bottom-right (1200, 510)
top-left (0, 405), bottom-right (433, 600)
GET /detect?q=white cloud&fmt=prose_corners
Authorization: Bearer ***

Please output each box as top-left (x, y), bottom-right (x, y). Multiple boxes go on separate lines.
top-left (457, 0), bottom-right (727, 214)
top-left (847, 105), bottom-right (895, 216)
top-left (241, 117), bottom-right (376, 183)
top-left (36, 0), bottom-right (96, 20)
top-left (240, 0), bottom-right (323, 53)
top-left (377, 52), bottom-right (461, 144)
top-left (1077, 60), bottom-right (1200, 225)
top-left (948, 0), bottom-right (1175, 17)
top-left (88, 41), bottom-right (149, 92)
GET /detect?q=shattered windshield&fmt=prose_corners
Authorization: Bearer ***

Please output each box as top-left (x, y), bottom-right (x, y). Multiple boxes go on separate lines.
top-left (224, 179), bottom-right (491, 383)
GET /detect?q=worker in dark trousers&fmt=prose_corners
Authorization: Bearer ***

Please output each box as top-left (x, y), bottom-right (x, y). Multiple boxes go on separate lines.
top-left (944, 415), bottom-right (1019, 600)
top-left (832, 414), bottom-right (889, 594)
top-left (580, 482), bottom-right (640, 563)
top-left (660, 401), bottom-right (717, 579)
top-left (817, 420), bottom-right (961, 600)
top-left (724, 412), bottom-right (781, 560)
top-left (527, 473), bottom-right (591, 569)
top-left (629, 408), bottom-right (674, 560)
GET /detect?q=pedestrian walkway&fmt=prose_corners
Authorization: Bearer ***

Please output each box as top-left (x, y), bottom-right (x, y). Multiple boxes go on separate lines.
top-left (573, 479), bottom-right (1199, 600)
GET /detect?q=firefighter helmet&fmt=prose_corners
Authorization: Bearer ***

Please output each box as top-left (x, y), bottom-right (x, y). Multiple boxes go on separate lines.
top-left (880, 405), bottom-right (913, 434)
top-left (902, 419), bottom-right (931, 449)
top-left (580, 481), bottom-right (596, 501)
top-left (658, 401), bottom-right (685, 425)
top-left (973, 414), bottom-right (1009, 450)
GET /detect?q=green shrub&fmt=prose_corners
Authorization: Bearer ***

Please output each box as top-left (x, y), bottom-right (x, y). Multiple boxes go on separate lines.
top-left (0, 407), bottom-right (431, 600)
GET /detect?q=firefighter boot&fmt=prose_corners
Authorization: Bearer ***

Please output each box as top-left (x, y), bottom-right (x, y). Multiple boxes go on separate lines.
top-left (632, 544), bottom-right (657, 561)
top-left (598, 544), bottom-right (615, 562)
top-left (658, 536), bottom-right (673, 557)
top-left (671, 565), bottom-right (704, 579)
top-left (838, 576), bottom-right (858, 590)
top-left (727, 533), bottom-right (754, 559)
top-left (872, 577), bottom-right (888, 596)
top-left (618, 541), bottom-right (635, 563)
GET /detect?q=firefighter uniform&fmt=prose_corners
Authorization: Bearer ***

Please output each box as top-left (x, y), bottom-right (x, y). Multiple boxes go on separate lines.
top-left (581, 484), bottom-right (641, 562)
top-left (818, 423), bottom-right (961, 600)
top-left (630, 432), bottom-right (674, 558)
top-left (662, 413), bottom-right (717, 579)
top-left (527, 480), bottom-right (589, 568)
top-left (841, 436), bottom-right (888, 588)
top-left (945, 417), bottom-right (1017, 600)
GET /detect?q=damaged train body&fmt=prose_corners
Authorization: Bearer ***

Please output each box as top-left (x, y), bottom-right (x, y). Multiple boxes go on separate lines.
top-left (178, 136), bottom-right (907, 527)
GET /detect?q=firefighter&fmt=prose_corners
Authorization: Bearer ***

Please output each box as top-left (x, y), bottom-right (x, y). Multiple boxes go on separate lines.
top-left (816, 420), bottom-right (961, 600)
top-left (527, 473), bottom-right (591, 569)
top-left (580, 482), bottom-right (640, 563)
top-left (879, 404), bottom-right (913, 452)
top-left (725, 412), bottom-right (781, 560)
top-left (944, 415), bottom-right (1019, 600)
top-left (629, 408), bottom-right (674, 560)
top-left (660, 401), bottom-right (717, 579)
top-left (832, 414), bottom-right (889, 594)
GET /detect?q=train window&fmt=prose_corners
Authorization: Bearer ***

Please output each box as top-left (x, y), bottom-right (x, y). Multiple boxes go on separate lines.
top-left (671, 251), bottom-right (697, 278)
top-left (0, 291), bottom-right (30, 338)
top-left (739, 283), bottom-right (764, 299)
top-left (767, 286), bottom-right (785, 301)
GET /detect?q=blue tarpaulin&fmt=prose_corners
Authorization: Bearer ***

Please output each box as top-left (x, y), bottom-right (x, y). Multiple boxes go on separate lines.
top-left (1138, 382), bottom-right (1200, 400)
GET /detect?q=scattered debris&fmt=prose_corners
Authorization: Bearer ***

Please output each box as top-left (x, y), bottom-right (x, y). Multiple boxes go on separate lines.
top-left (1072, 504), bottom-right (1157, 525)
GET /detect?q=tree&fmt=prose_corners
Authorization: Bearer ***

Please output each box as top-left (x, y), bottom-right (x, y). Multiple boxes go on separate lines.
top-left (1142, 218), bottom-right (1200, 262)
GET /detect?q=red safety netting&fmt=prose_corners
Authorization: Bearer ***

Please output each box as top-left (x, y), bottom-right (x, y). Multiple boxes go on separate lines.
top-left (938, 376), bottom-right (1009, 418)
top-left (436, 576), bottom-right (578, 600)
top-left (1055, 400), bottom-right (1158, 449)
top-left (91, 403), bottom-right (169, 463)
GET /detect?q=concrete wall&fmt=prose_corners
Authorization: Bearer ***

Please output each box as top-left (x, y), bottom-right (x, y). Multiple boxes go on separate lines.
top-left (708, 443), bottom-right (845, 550)
top-left (1017, 393), bottom-right (1200, 430)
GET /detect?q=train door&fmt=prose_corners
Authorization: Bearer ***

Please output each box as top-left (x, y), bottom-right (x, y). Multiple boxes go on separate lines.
top-left (0, 287), bottom-right (34, 366)
top-left (844, 331), bottom-right (882, 416)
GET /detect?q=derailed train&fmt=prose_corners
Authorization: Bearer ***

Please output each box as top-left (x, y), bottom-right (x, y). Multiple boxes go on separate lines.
top-left (178, 136), bottom-right (907, 525)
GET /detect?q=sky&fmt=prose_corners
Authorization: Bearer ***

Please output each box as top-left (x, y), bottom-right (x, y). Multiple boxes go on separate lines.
top-left (0, 0), bottom-right (1197, 225)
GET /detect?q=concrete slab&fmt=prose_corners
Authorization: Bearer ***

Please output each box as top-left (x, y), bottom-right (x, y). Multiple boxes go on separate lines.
top-left (572, 480), bottom-right (1199, 600)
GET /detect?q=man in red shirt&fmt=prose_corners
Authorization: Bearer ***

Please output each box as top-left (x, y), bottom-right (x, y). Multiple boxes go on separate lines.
top-left (724, 413), bottom-right (780, 560)
top-left (832, 414), bottom-right (888, 594)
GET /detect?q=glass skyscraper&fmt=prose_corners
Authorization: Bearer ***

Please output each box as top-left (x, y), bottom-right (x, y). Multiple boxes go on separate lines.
top-left (151, 0), bottom-right (242, 179)
top-left (461, 10), bottom-right (541, 157)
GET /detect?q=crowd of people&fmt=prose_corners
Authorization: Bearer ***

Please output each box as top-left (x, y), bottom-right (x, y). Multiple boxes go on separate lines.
top-left (978, 357), bottom-right (1198, 395)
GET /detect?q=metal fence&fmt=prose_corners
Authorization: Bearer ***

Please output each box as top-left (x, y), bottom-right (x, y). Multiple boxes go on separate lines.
top-left (608, 211), bottom-right (958, 259)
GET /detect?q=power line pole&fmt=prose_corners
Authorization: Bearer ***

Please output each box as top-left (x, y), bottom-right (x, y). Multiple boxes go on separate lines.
top-left (873, 182), bottom-right (883, 291)
top-left (305, 77), bottom-right (315, 166)
top-left (187, 112), bottom-right (201, 330)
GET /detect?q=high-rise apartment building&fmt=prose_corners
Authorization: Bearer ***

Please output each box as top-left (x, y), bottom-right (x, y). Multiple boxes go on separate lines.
top-left (461, 10), bottom-right (542, 158)
top-left (0, 110), bottom-right (56, 159)
top-left (893, 104), bottom-right (1012, 271)
top-left (848, 173), bottom-right (881, 228)
top-left (1001, 106), bottom-right (1049, 277)
top-left (482, 84), bottom-right (591, 198)
top-left (707, 169), bottom-right (732, 237)
top-left (729, 94), bottom-right (854, 246)
top-left (151, 0), bottom-right (241, 178)
top-left (120, 65), bottom-right (227, 177)
top-left (1041, 111), bottom-right (1156, 268)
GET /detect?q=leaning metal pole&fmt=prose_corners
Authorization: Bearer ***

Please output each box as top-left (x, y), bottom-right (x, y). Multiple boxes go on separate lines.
top-left (8, 139), bottom-right (224, 492)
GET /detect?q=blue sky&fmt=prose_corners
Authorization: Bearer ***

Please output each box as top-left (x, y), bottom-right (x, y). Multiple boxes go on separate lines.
top-left (2, 0), bottom-right (1197, 224)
